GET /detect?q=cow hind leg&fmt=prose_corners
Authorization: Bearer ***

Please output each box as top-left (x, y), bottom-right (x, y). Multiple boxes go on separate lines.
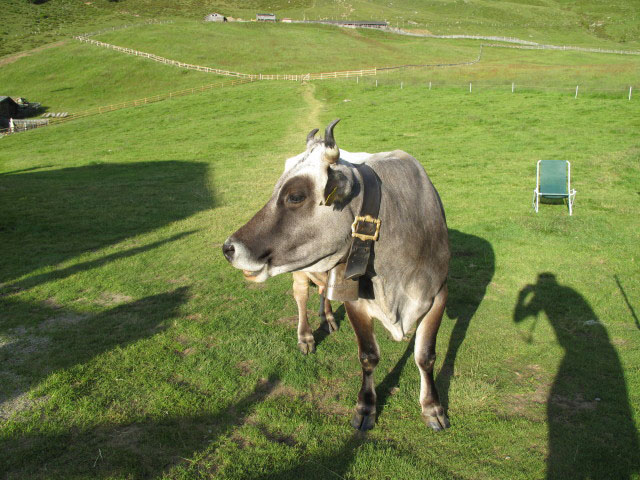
top-left (293, 271), bottom-right (315, 354)
top-left (345, 301), bottom-right (379, 431)
top-left (414, 283), bottom-right (450, 431)
top-left (319, 293), bottom-right (338, 333)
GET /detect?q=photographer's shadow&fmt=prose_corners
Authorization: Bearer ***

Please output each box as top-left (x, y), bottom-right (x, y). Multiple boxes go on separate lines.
top-left (514, 273), bottom-right (639, 479)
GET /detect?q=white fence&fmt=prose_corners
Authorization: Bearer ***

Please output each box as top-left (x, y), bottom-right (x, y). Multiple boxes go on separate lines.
top-left (74, 35), bottom-right (378, 81)
top-left (482, 42), bottom-right (640, 56)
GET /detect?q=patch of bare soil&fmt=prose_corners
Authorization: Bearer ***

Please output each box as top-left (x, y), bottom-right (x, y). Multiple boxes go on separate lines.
top-left (1, 329), bottom-right (50, 366)
top-left (504, 363), bottom-right (552, 422)
top-left (236, 360), bottom-right (254, 376)
top-left (0, 40), bottom-right (68, 67)
top-left (0, 390), bottom-right (47, 421)
top-left (40, 313), bottom-right (89, 330)
top-left (42, 297), bottom-right (64, 310)
top-left (247, 376), bottom-right (351, 419)
top-left (94, 292), bottom-right (134, 306)
top-left (550, 394), bottom-right (598, 415)
top-left (276, 310), bottom-right (316, 327)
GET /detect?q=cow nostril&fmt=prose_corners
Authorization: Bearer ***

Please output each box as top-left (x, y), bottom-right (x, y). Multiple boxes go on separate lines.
top-left (222, 241), bottom-right (235, 262)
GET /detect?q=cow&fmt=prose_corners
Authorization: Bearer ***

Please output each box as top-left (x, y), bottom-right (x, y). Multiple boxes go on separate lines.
top-left (223, 119), bottom-right (450, 431)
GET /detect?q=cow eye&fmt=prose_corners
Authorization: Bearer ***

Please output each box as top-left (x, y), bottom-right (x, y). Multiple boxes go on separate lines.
top-left (287, 193), bottom-right (306, 204)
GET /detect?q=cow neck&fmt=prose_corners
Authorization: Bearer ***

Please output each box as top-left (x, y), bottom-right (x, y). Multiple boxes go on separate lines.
top-left (345, 162), bottom-right (382, 280)
top-left (326, 162), bottom-right (382, 303)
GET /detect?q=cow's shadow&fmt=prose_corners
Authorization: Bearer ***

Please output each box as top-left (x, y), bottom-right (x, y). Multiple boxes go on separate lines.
top-left (514, 273), bottom-right (640, 479)
top-left (376, 229), bottom-right (495, 418)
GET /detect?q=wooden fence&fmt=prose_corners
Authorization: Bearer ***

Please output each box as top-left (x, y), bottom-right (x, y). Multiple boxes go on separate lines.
top-left (482, 42), bottom-right (640, 56)
top-left (74, 36), bottom-right (377, 81)
top-left (0, 77), bottom-right (255, 136)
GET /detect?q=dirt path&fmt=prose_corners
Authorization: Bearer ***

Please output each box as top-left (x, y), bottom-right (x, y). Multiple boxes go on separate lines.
top-left (300, 82), bottom-right (324, 130)
top-left (0, 40), bottom-right (68, 67)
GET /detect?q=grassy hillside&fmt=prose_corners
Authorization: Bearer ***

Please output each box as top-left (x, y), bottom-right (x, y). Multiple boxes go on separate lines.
top-left (2, 0), bottom-right (640, 58)
top-left (2, 20), bottom-right (637, 116)
top-left (1, 77), bottom-right (638, 478)
top-left (0, 40), bottom-right (221, 113)
top-left (95, 21), bottom-right (479, 74)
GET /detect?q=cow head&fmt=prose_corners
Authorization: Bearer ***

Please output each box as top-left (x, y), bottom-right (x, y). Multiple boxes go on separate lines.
top-left (222, 119), bottom-right (359, 282)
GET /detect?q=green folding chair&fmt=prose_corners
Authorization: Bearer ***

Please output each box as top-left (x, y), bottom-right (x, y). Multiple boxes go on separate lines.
top-left (532, 160), bottom-right (577, 215)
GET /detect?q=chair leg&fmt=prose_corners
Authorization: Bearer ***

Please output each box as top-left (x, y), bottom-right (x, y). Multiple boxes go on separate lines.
top-left (568, 192), bottom-right (575, 216)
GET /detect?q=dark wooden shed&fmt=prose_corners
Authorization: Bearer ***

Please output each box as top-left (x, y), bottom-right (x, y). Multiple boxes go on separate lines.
top-left (0, 96), bottom-right (19, 119)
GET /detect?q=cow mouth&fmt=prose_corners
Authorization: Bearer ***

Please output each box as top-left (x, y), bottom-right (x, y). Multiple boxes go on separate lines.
top-left (242, 266), bottom-right (268, 282)
top-left (243, 269), bottom-right (260, 279)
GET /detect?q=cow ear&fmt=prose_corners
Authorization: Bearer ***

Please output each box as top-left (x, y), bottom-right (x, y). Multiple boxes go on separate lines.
top-left (322, 165), bottom-right (353, 207)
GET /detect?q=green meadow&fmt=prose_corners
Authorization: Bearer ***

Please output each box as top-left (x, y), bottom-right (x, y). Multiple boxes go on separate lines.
top-left (1, 9), bottom-right (640, 480)
top-left (3, 0), bottom-right (640, 57)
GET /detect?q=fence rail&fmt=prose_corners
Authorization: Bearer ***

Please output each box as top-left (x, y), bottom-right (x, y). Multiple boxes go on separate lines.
top-left (74, 36), bottom-right (378, 81)
top-left (482, 42), bottom-right (640, 56)
top-left (0, 77), bottom-right (255, 137)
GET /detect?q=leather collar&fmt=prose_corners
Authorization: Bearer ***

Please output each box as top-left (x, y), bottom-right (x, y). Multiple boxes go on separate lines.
top-left (344, 163), bottom-right (382, 280)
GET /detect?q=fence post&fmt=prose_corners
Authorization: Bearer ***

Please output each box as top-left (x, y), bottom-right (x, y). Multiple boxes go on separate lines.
top-left (469, 82), bottom-right (472, 93)
top-left (512, 82), bottom-right (514, 93)
top-left (376, 79), bottom-right (378, 87)
top-left (575, 85), bottom-right (579, 99)
top-left (629, 86), bottom-right (633, 101)
top-left (429, 81), bottom-right (431, 90)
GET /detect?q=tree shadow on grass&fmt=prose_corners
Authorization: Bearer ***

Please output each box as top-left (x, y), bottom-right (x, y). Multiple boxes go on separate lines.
top-left (0, 161), bottom-right (213, 286)
top-left (2, 230), bottom-right (196, 297)
top-left (0, 287), bottom-right (190, 421)
top-left (1, 374), bottom-right (280, 478)
top-left (514, 273), bottom-right (640, 479)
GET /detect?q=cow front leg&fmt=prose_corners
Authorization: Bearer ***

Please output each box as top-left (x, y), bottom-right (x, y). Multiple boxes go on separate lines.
top-left (415, 284), bottom-right (450, 431)
top-left (345, 301), bottom-right (379, 431)
top-left (319, 293), bottom-right (338, 333)
top-left (293, 271), bottom-right (315, 354)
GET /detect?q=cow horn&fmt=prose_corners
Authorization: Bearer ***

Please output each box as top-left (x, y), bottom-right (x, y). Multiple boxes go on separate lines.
top-left (306, 128), bottom-right (319, 148)
top-left (324, 118), bottom-right (341, 164)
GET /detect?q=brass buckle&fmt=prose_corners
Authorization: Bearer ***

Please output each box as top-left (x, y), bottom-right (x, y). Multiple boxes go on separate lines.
top-left (351, 215), bottom-right (381, 242)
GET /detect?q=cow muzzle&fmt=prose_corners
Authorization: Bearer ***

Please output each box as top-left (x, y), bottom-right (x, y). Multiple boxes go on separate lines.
top-left (222, 237), bottom-right (270, 282)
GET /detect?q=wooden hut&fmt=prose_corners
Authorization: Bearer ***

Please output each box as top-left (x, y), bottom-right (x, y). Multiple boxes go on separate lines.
top-left (256, 13), bottom-right (277, 22)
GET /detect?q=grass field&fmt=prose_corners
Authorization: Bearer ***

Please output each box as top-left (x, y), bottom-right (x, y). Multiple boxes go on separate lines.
top-left (1, 4), bottom-right (640, 479)
top-left (2, 73), bottom-right (639, 477)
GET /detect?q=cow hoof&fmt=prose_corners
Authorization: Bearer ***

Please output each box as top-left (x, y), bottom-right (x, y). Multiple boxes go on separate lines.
top-left (298, 340), bottom-right (316, 355)
top-left (321, 316), bottom-right (338, 333)
top-left (351, 412), bottom-right (375, 431)
top-left (422, 408), bottom-right (450, 431)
